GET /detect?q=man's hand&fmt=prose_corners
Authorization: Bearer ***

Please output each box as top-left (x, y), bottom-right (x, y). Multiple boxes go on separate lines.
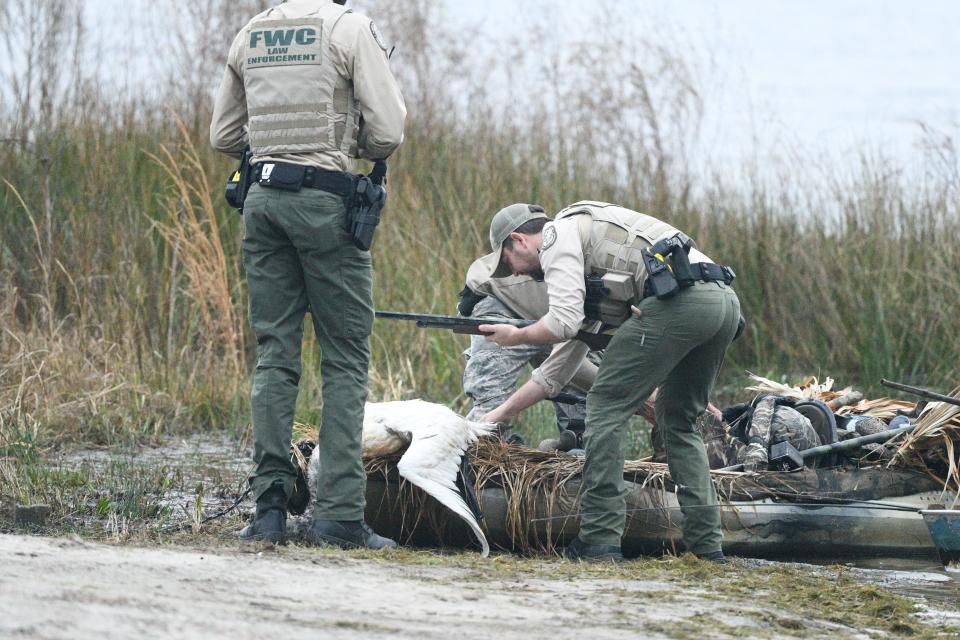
top-left (707, 402), bottom-right (722, 422)
top-left (480, 409), bottom-right (507, 425)
top-left (478, 323), bottom-right (523, 347)
top-left (479, 319), bottom-right (562, 347)
top-left (478, 379), bottom-right (549, 427)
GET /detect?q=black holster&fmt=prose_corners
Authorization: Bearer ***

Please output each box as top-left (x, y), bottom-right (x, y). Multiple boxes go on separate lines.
top-left (583, 274), bottom-right (610, 321)
top-left (642, 233), bottom-right (694, 299)
top-left (224, 148), bottom-right (254, 213)
top-left (348, 160), bottom-right (387, 251)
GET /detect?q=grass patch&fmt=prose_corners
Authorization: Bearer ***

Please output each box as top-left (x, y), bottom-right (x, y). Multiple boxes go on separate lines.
top-left (286, 548), bottom-right (954, 638)
top-left (0, 434), bottom-right (250, 541)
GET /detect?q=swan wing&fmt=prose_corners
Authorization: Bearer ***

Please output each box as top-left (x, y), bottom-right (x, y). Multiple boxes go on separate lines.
top-left (392, 403), bottom-right (496, 556)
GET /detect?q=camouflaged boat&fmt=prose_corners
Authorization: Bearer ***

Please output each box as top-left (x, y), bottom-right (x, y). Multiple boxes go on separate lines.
top-left (294, 378), bottom-right (958, 560)
top-left (361, 441), bottom-right (949, 561)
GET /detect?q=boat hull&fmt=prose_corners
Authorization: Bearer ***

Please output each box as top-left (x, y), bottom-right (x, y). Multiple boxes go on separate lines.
top-left (921, 509), bottom-right (960, 565)
top-left (364, 470), bottom-right (946, 561)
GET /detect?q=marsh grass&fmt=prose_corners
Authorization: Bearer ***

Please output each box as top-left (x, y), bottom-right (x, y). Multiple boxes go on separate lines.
top-left (0, 435), bottom-right (252, 542)
top-left (1, 0), bottom-right (959, 456)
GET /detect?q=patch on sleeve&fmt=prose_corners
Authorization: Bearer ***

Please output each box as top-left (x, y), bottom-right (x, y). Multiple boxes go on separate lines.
top-left (540, 225), bottom-right (558, 252)
top-left (370, 21), bottom-right (388, 51)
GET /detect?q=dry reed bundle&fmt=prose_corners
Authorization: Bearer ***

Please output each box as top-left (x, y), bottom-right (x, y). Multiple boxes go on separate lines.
top-left (890, 386), bottom-right (960, 496)
top-left (835, 398), bottom-right (916, 419)
top-left (465, 440), bottom-right (656, 552)
top-left (745, 372), bottom-right (851, 402)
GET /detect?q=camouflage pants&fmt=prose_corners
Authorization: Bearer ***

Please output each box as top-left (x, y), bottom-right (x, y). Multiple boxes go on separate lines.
top-left (463, 296), bottom-right (586, 427)
top-left (695, 404), bottom-right (822, 469)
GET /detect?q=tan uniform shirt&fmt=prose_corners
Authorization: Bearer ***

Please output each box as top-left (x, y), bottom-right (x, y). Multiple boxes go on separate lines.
top-left (539, 216), bottom-right (590, 341)
top-left (537, 210), bottom-right (715, 393)
top-left (539, 214), bottom-right (714, 341)
top-left (210, 0), bottom-right (406, 171)
top-left (465, 255), bottom-right (598, 397)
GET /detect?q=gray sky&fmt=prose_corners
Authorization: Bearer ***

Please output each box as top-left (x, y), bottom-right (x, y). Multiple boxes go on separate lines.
top-left (450, 0), bottom-right (959, 167)
top-left (61, 0), bottom-right (960, 173)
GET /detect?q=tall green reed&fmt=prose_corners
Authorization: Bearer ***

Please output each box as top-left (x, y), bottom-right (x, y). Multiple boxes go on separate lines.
top-left (1, 0), bottom-right (958, 450)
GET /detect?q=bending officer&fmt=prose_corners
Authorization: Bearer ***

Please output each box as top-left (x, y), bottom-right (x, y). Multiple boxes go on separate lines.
top-left (479, 201), bottom-right (740, 562)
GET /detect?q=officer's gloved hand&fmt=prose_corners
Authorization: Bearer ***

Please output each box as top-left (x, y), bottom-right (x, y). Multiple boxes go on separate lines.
top-left (740, 443), bottom-right (768, 472)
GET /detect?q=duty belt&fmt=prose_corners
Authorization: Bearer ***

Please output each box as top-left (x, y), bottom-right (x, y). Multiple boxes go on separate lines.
top-left (642, 262), bottom-right (736, 299)
top-left (693, 262), bottom-right (736, 285)
top-left (252, 162), bottom-right (354, 197)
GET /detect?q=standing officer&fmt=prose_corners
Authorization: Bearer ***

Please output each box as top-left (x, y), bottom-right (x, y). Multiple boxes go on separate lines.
top-left (480, 201), bottom-right (740, 562)
top-left (210, 0), bottom-right (406, 548)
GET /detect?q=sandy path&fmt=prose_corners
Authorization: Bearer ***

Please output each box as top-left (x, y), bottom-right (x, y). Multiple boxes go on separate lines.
top-left (0, 534), bottom-right (867, 639)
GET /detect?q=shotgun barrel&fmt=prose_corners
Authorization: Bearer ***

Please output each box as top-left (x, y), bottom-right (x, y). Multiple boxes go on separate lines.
top-left (880, 379), bottom-right (960, 407)
top-left (374, 311), bottom-right (612, 350)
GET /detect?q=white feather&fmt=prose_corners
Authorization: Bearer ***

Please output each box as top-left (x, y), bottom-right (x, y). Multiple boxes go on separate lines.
top-left (308, 400), bottom-right (497, 556)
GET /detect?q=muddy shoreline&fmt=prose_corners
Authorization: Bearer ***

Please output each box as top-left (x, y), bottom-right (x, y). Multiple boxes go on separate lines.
top-left (0, 533), bottom-right (948, 640)
top-left (2, 533), bottom-right (959, 639)
top-left (3, 434), bottom-right (959, 638)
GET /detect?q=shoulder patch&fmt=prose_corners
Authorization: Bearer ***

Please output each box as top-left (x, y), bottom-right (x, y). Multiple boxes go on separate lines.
top-left (370, 21), bottom-right (388, 51)
top-left (541, 225), bottom-right (558, 252)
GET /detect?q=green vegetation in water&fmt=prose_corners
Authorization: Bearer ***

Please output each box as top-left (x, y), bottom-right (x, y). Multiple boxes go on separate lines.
top-left (0, 436), bottom-right (249, 541)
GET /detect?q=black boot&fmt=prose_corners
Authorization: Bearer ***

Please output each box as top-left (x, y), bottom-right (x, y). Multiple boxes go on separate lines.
top-left (303, 519), bottom-right (398, 550)
top-left (557, 429), bottom-right (579, 452)
top-left (696, 549), bottom-right (729, 564)
top-left (563, 537), bottom-right (623, 562)
top-left (239, 484), bottom-right (287, 545)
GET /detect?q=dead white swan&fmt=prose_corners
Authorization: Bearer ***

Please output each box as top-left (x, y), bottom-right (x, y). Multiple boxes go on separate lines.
top-left (309, 400), bottom-right (497, 556)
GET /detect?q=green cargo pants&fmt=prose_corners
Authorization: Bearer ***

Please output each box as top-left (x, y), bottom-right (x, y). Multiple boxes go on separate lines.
top-left (581, 281), bottom-right (740, 555)
top-left (242, 183), bottom-right (373, 522)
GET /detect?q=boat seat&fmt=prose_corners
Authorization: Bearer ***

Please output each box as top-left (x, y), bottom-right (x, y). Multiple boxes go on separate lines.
top-left (792, 400), bottom-right (838, 445)
top-left (792, 400), bottom-right (839, 466)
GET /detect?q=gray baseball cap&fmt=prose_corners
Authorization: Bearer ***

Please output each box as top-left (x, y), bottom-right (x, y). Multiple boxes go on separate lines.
top-left (487, 203), bottom-right (548, 278)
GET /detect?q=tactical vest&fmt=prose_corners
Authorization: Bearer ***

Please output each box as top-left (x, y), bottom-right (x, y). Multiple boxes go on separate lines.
top-left (556, 201), bottom-right (710, 324)
top-left (242, 5), bottom-right (360, 157)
